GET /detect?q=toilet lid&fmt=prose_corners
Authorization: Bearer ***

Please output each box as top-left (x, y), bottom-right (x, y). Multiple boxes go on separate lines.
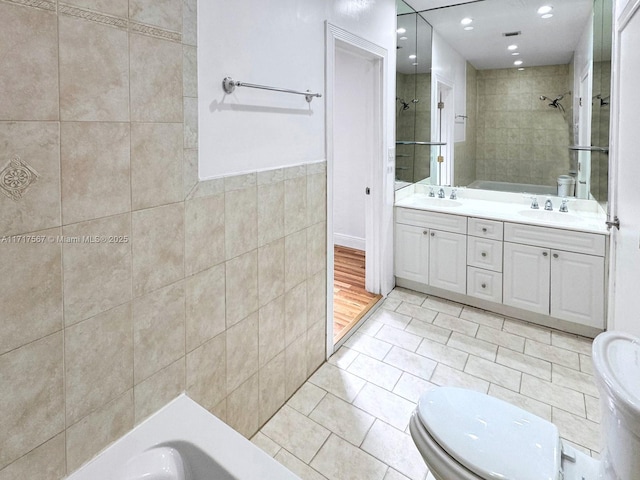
top-left (417, 387), bottom-right (561, 480)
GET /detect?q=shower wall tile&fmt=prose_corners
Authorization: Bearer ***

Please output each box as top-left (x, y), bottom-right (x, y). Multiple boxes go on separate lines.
top-left (0, 4), bottom-right (58, 121)
top-left (59, 16), bottom-right (129, 121)
top-left (65, 303), bottom-right (133, 425)
top-left (131, 122), bottom-right (183, 211)
top-left (225, 250), bottom-right (259, 327)
top-left (258, 181), bottom-right (285, 247)
top-left (184, 97), bottom-right (198, 149)
top-left (259, 296), bottom-right (286, 367)
top-left (130, 0), bottom-right (183, 32)
top-left (130, 34), bottom-right (183, 122)
top-left (133, 282), bottom-right (186, 384)
top-left (61, 122), bottom-right (131, 225)
top-left (0, 122), bottom-right (61, 236)
top-left (227, 374), bottom-right (260, 438)
top-left (284, 176), bottom-right (307, 235)
top-left (62, 213), bottom-right (132, 326)
top-left (284, 230), bottom-right (306, 292)
top-left (258, 238), bottom-right (285, 307)
top-left (182, 0), bottom-right (197, 46)
top-left (184, 192), bottom-right (225, 274)
top-left (186, 333), bottom-right (227, 412)
top-left (306, 321), bottom-right (326, 378)
top-left (0, 333), bottom-right (64, 471)
top-left (66, 390), bottom-right (134, 473)
top-left (132, 203), bottom-right (184, 297)
top-left (259, 351), bottom-right (286, 425)
top-left (0, 227), bottom-right (62, 356)
top-left (285, 333), bottom-right (308, 398)
top-left (226, 312), bottom-right (259, 394)
top-left (63, 0), bottom-right (128, 17)
top-left (183, 46), bottom-right (198, 97)
top-left (307, 222), bottom-right (326, 276)
top-left (0, 433), bottom-right (65, 480)
top-left (185, 264), bottom-right (226, 352)
top-left (285, 281), bottom-right (307, 346)
top-left (134, 359), bottom-right (185, 424)
top-left (225, 185), bottom-right (257, 259)
top-left (307, 269), bottom-right (327, 330)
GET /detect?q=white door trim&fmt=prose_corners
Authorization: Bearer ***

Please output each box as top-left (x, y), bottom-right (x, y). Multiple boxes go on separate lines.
top-left (325, 22), bottom-right (390, 357)
top-left (432, 74), bottom-right (455, 186)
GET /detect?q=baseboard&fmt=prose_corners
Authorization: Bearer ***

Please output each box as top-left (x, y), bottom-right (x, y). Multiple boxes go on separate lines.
top-left (334, 233), bottom-right (365, 251)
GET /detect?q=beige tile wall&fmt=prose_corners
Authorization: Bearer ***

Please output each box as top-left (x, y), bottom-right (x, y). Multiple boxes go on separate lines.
top-left (475, 65), bottom-right (572, 186)
top-left (0, 0), bottom-right (327, 477)
top-left (454, 62), bottom-right (477, 187)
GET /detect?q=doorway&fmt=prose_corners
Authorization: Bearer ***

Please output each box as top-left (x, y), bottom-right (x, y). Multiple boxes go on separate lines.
top-left (325, 24), bottom-right (391, 352)
top-left (433, 78), bottom-right (455, 186)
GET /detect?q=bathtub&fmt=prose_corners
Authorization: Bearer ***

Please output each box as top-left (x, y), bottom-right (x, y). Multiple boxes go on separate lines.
top-left (467, 180), bottom-right (557, 196)
top-left (66, 394), bottom-right (300, 480)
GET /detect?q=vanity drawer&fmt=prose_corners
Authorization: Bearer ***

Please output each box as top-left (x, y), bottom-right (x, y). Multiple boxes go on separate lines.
top-left (396, 208), bottom-right (467, 234)
top-left (504, 223), bottom-right (605, 256)
top-left (468, 237), bottom-right (503, 272)
top-left (467, 267), bottom-right (503, 303)
top-left (468, 218), bottom-right (504, 240)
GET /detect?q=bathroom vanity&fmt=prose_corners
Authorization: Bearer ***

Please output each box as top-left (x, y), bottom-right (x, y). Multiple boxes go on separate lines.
top-left (394, 186), bottom-right (609, 337)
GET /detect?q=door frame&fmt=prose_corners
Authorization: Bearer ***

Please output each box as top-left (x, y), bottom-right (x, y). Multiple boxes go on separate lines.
top-left (432, 75), bottom-right (455, 186)
top-left (325, 23), bottom-right (390, 357)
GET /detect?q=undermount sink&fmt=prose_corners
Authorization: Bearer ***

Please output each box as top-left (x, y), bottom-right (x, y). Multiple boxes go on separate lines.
top-left (414, 196), bottom-right (463, 208)
top-left (518, 209), bottom-right (580, 223)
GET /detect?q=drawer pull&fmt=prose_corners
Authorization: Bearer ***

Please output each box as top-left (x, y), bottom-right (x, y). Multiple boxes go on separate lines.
top-left (423, 230), bottom-right (428, 235)
top-left (482, 227), bottom-right (488, 233)
top-left (553, 253), bottom-right (559, 259)
top-left (431, 232), bottom-right (435, 237)
top-left (481, 252), bottom-right (487, 257)
top-left (542, 251), bottom-right (548, 257)
top-left (481, 283), bottom-right (487, 289)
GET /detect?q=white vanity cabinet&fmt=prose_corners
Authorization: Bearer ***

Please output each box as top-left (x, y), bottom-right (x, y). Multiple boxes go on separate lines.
top-left (395, 208), bottom-right (467, 294)
top-left (394, 205), bottom-right (608, 335)
top-left (503, 223), bottom-right (606, 329)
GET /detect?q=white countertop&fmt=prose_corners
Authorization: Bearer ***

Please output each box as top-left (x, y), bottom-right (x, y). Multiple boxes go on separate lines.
top-left (395, 187), bottom-right (609, 235)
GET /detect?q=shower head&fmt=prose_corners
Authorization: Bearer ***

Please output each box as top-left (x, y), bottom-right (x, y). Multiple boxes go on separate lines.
top-left (396, 97), bottom-right (411, 111)
top-left (539, 91), bottom-right (571, 113)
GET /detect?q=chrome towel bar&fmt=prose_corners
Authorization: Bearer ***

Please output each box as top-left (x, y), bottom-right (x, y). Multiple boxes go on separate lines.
top-left (396, 141), bottom-right (447, 146)
top-left (568, 145), bottom-right (609, 153)
top-left (222, 77), bottom-right (322, 103)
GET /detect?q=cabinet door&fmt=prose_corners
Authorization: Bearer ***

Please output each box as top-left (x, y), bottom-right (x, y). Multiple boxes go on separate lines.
top-left (395, 223), bottom-right (429, 284)
top-left (550, 250), bottom-right (605, 328)
top-left (429, 230), bottom-right (467, 294)
top-left (503, 242), bottom-right (550, 315)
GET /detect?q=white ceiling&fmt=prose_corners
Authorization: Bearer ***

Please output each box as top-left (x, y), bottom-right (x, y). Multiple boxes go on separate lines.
top-left (403, 0), bottom-right (593, 70)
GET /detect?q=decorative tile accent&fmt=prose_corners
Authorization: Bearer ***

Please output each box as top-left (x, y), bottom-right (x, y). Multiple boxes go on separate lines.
top-left (130, 21), bottom-right (181, 43)
top-left (0, 155), bottom-right (39, 201)
top-left (59, 4), bottom-right (128, 30)
top-left (1, 0), bottom-right (55, 12)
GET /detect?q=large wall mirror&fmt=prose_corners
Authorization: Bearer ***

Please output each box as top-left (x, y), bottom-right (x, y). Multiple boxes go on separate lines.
top-left (396, 0), bottom-right (613, 203)
top-left (395, 0), bottom-right (433, 188)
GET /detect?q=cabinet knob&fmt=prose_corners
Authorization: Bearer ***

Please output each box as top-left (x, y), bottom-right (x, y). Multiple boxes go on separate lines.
top-left (481, 252), bottom-right (487, 257)
top-left (423, 230), bottom-right (428, 235)
top-left (431, 232), bottom-right (435, 237)
top-left (542, 251), bottom-right (548, 257)
top-left (482, 227), bottom-right (488, 233)
top-left (481, 283), bottom-right (487, 289)
top-left (553, 253), bottom-right (559, 258)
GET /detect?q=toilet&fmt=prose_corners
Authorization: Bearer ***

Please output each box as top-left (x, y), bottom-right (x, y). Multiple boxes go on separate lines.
top-left (409, 331), bottom-right (640, 480)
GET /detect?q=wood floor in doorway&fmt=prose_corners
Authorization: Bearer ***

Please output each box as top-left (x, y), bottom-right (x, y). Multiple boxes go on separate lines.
top-left (333, 245), bottom-right (381, 344)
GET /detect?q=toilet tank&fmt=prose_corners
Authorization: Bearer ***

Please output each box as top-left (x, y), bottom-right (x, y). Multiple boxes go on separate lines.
top-left (592, 332), bottom-right (640, 480)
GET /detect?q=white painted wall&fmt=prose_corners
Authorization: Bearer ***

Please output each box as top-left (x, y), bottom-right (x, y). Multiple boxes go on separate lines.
top-left (431, 31), bottom-right (467, 144)
top-left (198, 0), bottom-right (396, 179)
top-left (333, 47), bottom-right (372, 250)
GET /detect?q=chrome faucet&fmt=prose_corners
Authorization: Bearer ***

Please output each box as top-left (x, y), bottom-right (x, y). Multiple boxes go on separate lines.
top-left (559, 199), bottom-right (569, 212)
top-left (544, 198), bottom-right (553, 211)
top-left (438, 188), bottom-right (445, 199)
top-left (428, 187), bottom-right (435, 197)
top-left (530, 196), bottom-right (539, 209)
top-left (450, 189), bottom-right (457, 200)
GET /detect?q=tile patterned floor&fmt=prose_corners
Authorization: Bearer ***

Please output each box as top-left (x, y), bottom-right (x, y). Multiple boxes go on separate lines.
top-left (252, 287), bottom-right (601, 480)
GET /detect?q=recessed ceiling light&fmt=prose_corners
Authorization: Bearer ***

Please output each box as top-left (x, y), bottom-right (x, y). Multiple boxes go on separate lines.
top-left (460, 17), bottom-right (473, 25)
top-left (412, 62), bottom-right (419, 66)
top-left (514, 60), bottom-right (523, 65)
top-left (463, 26), bottom-right (474, 31)
top-left (409, 54), bottom-right (417, 59)
top-left (507, 44), bottom-right (518, 50)
top-left (397, 28), bottom-right (406, 34)
top-left (541, 13), bottom-right (553, 18)
top-left (537, 5), bottom-right (553, 15)
top-left (518, 68), bottom-right (525, 71)
top-left (399, 36), bottom-right (408, 41)
top-left (511, 52), bottom-right (520, 56)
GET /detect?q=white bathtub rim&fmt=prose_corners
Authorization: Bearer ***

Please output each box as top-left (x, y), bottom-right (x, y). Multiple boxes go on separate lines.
top-left (65, 394), bottom-right (300, 480)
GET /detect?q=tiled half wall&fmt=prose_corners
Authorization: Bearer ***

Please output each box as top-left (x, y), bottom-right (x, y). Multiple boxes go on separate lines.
top-left (0, 0), bottom-right (328, 477)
